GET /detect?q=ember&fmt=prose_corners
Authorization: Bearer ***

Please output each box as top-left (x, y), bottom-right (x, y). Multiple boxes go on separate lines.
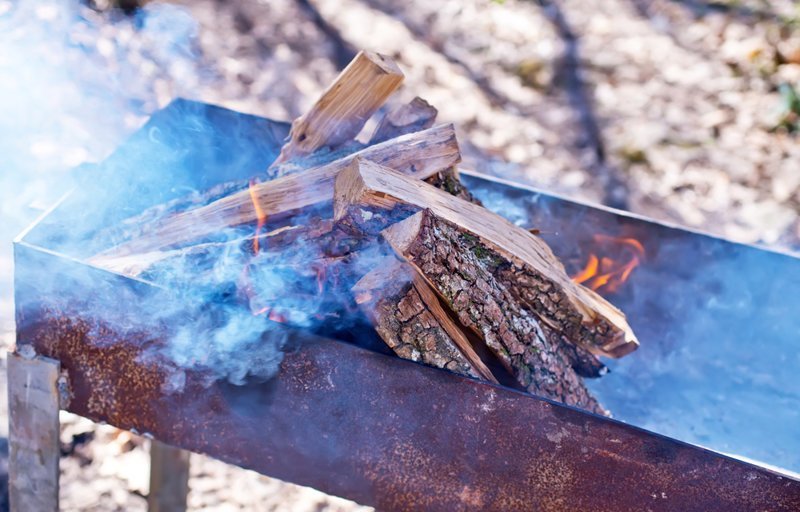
top-left (572, 234), bottom-right (645, 294)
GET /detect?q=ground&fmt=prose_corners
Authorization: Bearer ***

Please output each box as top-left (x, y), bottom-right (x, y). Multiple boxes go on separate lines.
top-left (0, 0), bottom-right (798, 509)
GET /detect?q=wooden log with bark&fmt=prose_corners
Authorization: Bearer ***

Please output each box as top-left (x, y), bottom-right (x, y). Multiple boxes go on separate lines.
top-left (379, 210), bottom-right (608, 415)
top-left (333, 158), bottom-right (638, 359)
top-left (425, 167), bottom-right (482, 205)
top-left (271, 50), bottom-right (404, 170)
top-left (353, 258), bottom-right (496, 382)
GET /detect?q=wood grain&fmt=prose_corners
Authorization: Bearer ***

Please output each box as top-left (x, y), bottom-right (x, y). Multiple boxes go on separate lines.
top-left (91, 124), bottom-right (460, 262)
top-left (335, 158), bottom-right (638, 358)
top-left (353, 258), bottom-right (497, 382)
top-left (272, 50), bottom-right (404, 166)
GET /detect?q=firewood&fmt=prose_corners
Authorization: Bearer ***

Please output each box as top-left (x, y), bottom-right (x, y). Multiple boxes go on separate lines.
top-left (91, 124), bottom-right (460, 261)
top-left (270, 96), bottom-right (436, 179)
top-left (271, 50), bottom-right (404, 168)
top-left (333, 158), bottom-right (638, 359)
top-left (369, 97), bottom-right (438, 144)
top-left (353, 258), bottom-right (496, 382)
top-left (367, 97), bottom-right (477, 205)
top-left (274, 94), bottom-right (438, 178)
top-left (379, 211), bottom-right (607, 415)
top-left (425, 167), bottom-right (482, 205)
top-left (560, 340), bottom-right (608, 379)
top-left (92, 219), bottom-right (342, 277)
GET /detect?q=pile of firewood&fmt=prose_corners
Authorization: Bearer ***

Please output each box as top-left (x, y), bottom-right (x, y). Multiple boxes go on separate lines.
top-left (91, 51), bottom-right (639, 415)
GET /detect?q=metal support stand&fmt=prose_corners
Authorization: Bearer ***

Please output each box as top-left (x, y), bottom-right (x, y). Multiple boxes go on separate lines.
top-left (7, 352), bottom-right (61, 512)
top-left (148, 441), bottom-right (191, 512)
top-left (7, 351), bottom-right (192, 512)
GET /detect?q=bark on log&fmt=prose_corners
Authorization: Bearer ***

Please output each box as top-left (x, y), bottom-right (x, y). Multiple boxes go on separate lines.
top-left (369, 97), bottom-right (438, 144)
top-left (561, 340), bottom-right (608, 379)
top-left (425, 167), bottom-right (482, 205)
top-left (368, 97), bottom-right (477, 205)
top-left (91, 124), bottom-right (460, 261)
top-left (271, 50), bottom-right (404, 168)
top-left (353, 258), bottom-right (496, 382)
top-left (333, 158), bottom-right (638, 359)
top-left (380, 210), bottom-right (607, 414)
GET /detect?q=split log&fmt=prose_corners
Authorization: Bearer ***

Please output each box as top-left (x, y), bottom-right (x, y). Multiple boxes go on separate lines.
top-left (367, 97), bottom-right (478, 204)
top-left (369, 97), bottom-right (438, 144)
top-left (271, 50), bottom-right (404, 168)
top-left (353, 258), bottom-right (496, 382)
top-left (380, 211), bottom-right (607, 415)
top-left (425, 167), bottom-right (482, 205)
top-left (561, 340), bottom-right (608, 379)
top-left (92, 179), bottom-right (254, 253)
top-left (91, 124), bottom-right (460, 261)
top-left (333, 158), bottom-right (638, 359)
top-left (93, 219), bottom-right (339, 278)
top-left (272, 96), bottom-right (437, 178)
top-left (107, 96), bottom-right (438, 243)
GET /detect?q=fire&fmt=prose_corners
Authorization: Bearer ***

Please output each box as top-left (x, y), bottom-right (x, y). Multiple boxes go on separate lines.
top-left (572, 235), bottom-right (644, 294)
top-left (248, 179), bottom-right (267, 252)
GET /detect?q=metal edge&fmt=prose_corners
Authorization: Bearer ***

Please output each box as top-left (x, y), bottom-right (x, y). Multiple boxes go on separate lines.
top-left (459, 168), bottom-right (800, 260)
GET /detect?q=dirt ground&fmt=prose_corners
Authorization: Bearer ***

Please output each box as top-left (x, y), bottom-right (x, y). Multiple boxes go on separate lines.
top-left (1, 0), bottom-right (799, 510)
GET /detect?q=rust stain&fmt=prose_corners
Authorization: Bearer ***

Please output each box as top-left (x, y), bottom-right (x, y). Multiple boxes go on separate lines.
top-left (15, 306), bottom-right (800, 512)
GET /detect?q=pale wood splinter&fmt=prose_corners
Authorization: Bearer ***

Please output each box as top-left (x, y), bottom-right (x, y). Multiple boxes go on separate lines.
top-left (271, 50), bottom-right (404, 168)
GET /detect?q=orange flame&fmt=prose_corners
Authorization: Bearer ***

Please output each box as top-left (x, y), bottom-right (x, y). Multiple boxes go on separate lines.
top-left (572, 235), bottom-right (644, 294)
top-left (248, 179), bottom-right (267, 253)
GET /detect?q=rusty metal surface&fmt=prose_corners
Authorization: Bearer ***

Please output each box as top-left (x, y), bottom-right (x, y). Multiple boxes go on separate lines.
top-left (464, 171), bottom-right (800, 473)
top-left (14, 306), bottom-right (800, 512)
top-left (12, 100), bottom-right (800, 510)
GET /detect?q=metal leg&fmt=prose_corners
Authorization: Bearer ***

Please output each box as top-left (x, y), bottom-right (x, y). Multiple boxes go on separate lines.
top-left (148, 440), bottom-right (190, 512)
top-left (7, 352), bottom-right (61, 512)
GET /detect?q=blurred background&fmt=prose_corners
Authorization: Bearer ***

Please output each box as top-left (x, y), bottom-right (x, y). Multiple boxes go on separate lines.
top-left (0, 0), bottom-right (798, 509)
